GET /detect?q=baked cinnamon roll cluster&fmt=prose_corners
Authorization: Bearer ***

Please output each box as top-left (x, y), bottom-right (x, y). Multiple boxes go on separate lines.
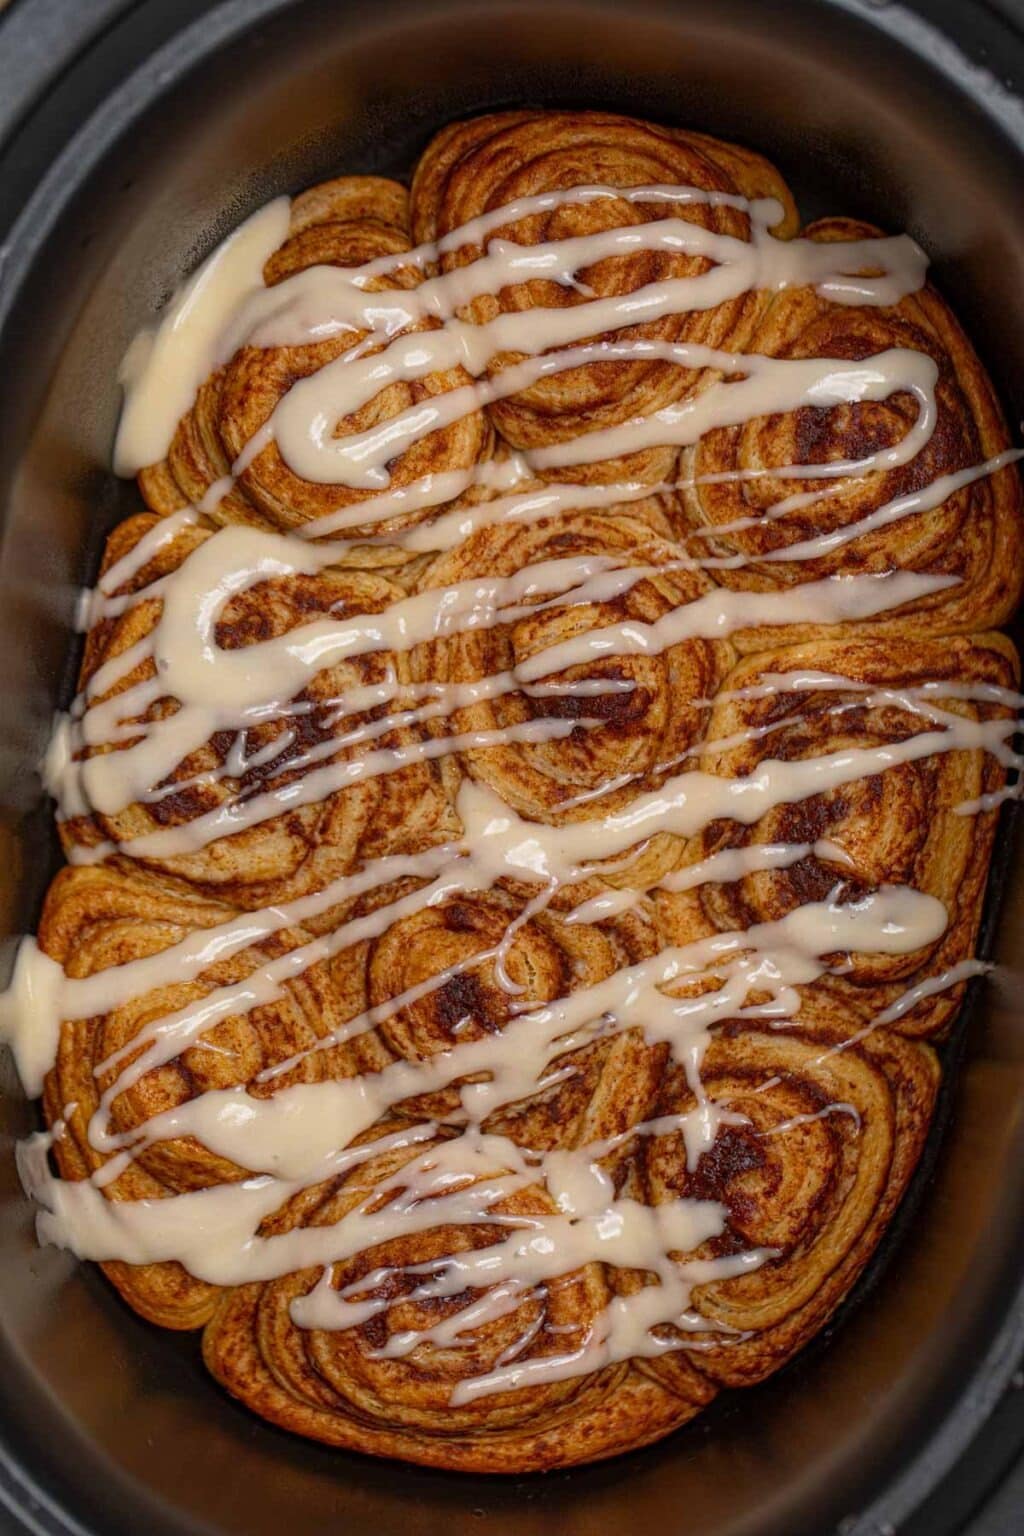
top-left (13, 110), bottom-right (1023, 1472)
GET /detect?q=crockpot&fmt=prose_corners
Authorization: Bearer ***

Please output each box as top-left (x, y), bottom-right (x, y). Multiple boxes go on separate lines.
top-left (1, 1), bottom-right (1023, 1532)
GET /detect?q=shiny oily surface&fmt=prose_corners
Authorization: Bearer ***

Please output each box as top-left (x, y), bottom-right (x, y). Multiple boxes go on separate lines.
top-left (2, 0), bottom-right (1024, 1529)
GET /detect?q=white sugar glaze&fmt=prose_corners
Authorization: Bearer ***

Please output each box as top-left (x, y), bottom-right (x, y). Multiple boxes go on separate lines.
top-left (114, 199), bottom-right (292, 476)
top-left (4, 170), bottom-right (1022, 1405)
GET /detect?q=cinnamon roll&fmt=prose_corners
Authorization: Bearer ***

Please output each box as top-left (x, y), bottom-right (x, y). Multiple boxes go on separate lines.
top-left (657, 631), bottom-right (1018, 1038)
top-left (410, 500), bottom-right (734, 890)
top-left (334, 882), bottom-right (667, 1143)
top-left (673, 217), bottom-right (1024, 647)
top-left (411, 110), bottom-right (799, 487)
top-left (634, 1023), bottom-right (939, 1388)
top-left (202, 1129), bottom-right (714, 1471)
top-left (37, 861), bottom-right (350, 1327)
top-left (138, 176), bottom-right (495, 542)
top-left (60, 514), bottom-right (461, 908)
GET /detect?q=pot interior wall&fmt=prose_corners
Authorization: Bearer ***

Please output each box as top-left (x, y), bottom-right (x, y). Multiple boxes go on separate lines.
top-left (1, 3), bottom-right (1024, 1534)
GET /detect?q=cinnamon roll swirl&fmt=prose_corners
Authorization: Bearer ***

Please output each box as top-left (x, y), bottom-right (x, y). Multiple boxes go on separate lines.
top-left (410, 501), bottom-right (734, 889)
top-left (411, 110), bottom-right (799, 487)
top-left (332, 882), bottom-right (667, 1144)
top-left (673, 216), bottom-right (1024, 647)
top-left (60, 514), bottom-right (460, 907)
top-left (37, 861), bottom-right (352, 1328)
top-left (634, 1023), bottom-right (939, 1388)
top-left (658, 631), bottom-right (1018, 1038)
top-left (138, 176), bottom-right (495, 542)
top-left (202, 1129), bottom-right (714, 1471)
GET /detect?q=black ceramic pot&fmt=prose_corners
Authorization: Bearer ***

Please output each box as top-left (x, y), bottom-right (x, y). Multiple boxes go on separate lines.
top-left (0, 2), bottom-right (1023, 1532)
